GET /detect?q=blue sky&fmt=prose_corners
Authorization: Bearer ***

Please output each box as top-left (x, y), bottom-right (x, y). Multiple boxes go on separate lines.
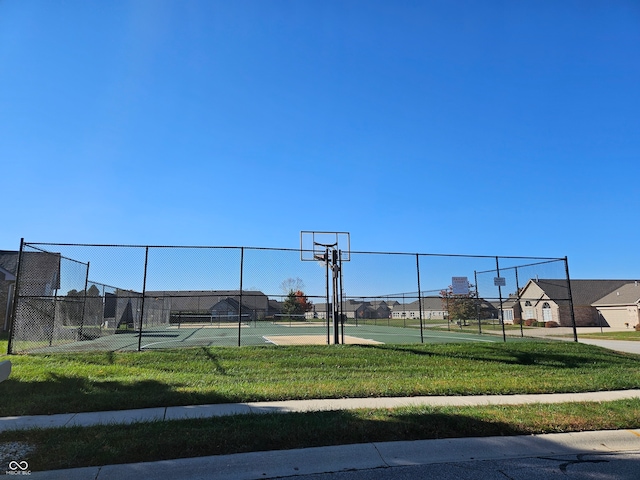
top-left (1, 0), bottom-right (639, 281)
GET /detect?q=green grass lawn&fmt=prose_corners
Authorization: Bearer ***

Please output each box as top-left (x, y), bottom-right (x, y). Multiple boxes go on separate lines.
top-left (2, 341), bottom-right (640, 416)
top-left (570, 330), bottom-right (640, 341)
top-left (1, 338), bottom-right (640, 472)
top-left (3, 399), bottom-right (639, 472)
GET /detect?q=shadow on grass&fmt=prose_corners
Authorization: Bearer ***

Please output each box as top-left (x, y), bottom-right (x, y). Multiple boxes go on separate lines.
top-left (2, 408), bottom-right (532, 472)
top-left (0, 375), bottom-right (236, 417)
top-left (353, 342), bottom-right (637, 369)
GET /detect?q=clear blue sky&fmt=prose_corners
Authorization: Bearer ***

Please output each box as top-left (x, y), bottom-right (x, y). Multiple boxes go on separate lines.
top-left (1, 1), bottom-right (638, 280)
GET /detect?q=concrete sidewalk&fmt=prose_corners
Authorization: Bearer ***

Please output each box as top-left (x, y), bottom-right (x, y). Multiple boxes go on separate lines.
top-left (20, 429), bottom-right (640, 480)
top-left (2, 389), bottom-right (640, 432)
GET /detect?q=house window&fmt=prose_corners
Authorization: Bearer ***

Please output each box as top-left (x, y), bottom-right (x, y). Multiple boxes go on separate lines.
top-left (502, 310), bottom-right (513, 322)
top-left (542, 302), bottom-right (552, 322)
top-left (525, 308), bottom-right (534, 319)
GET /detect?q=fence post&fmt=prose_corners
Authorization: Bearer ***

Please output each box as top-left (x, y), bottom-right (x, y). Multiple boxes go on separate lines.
top-left (515, 267), bottom-right (523, 337)
top-left (339, 250), bottom-right (344, 344)
top-left (496, 257), bottom-right (506, 342)
top-left (474, 270), bottom-right (481, 335)
top-left (416, 254), bottom-right (424, 343)
top-left (325, 248), bottom-right (330, 345)
top-left (137, 247), bottom-right (149, 352)
top-left (238, 247), bottom-right (244, 347)
top-left (6, 238), bottom-right (25, 355)
top-left (78, 262), bottom-right (90, 340)
top-left (564, 256), bottom-right (578, 342)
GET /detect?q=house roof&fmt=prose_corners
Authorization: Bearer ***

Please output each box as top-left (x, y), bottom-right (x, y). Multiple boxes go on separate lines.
top-left (592, 282), bottom-right (640, 306)
top-left (526, 279), bottom-right (634, 306)
top-left (145, 290), bottom-right (268, 312)
top-left (0, 251), bottom-right (19, 276)
top-left (491, 294), bottom-right (520, 309)
top-left (395, 297), bottom-right (446, 311)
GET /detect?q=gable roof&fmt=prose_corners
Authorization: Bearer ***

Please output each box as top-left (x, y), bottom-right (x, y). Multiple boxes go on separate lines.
top-left (525, 279), bottom-right (634, 306)
top-left (592, 282), bottom-right (640, 306)
top-left (145, 290), bottom-right (268, 312)
top-left (399, 297), bottom-right (445, 311)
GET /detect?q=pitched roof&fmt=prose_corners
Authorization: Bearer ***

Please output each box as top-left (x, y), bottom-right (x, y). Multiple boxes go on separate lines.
top-left (397, 297), bottom-right (446, 310)
top-left (528, 279), bottom-right (633, 306)
top-left (0, 251), bottom-right (19, 276)
top-left (145, 290), bottom-right (268, 312)
top-left (592, 282), bottom-right (640, 306)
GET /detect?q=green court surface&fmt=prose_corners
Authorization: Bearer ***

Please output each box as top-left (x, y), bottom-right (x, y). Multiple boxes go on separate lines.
top-left (24, 320), bottom-right (516, 353)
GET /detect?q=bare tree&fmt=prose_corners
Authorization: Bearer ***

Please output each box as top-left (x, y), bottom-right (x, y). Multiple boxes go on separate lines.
top-left (280, 277), bottom-right (305, 295)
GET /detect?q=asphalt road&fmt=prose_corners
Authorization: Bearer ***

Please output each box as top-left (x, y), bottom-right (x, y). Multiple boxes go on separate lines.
top-left (296, 452), bottom-right (640, 480)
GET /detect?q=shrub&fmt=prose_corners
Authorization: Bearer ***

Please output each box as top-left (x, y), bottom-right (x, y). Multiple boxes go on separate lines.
top-left (513, 318), bottom-right (521, 325)
top-left (524, 319), bottom-right (535, 327)
top-left (545, 321), bottom-right (559, 328)
top-left (635, 324), bottom-right (640, 332)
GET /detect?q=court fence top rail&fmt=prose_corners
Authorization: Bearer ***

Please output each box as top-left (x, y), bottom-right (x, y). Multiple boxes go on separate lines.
top-left (7, 240), bottom-right (577, 354)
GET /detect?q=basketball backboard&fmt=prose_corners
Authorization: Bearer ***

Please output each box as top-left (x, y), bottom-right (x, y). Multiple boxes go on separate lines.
top-left (300, 231), bottom-right (350, 262)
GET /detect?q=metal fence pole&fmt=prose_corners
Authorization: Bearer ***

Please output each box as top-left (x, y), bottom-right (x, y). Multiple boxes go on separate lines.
top-left (50, 288), bottom-right (58, 346)
top-left (515, 267), bottom-right (523, 337)
top-left (564, 256), bottom-right (578, 342)
top-left (474, 271), bottom-right (482, 335)
top-left (339, 250), bottom-right (344, 344)
top-left (332, 249), bottom-right (339, 345)
top-left (78, 261), bottom-right (90, 340)
top-left (238, 247), bottom-right (244, 347)
top-left (416, 254), bottom-right (424, 343)
top-left (496, 256), bottom-right (506, 342)
top-left (137, 247), bottom-right (149, 352)
top-left (325, 248), bottom-right (330, 345)
top-left (6, 238), bottom-right (25, 354)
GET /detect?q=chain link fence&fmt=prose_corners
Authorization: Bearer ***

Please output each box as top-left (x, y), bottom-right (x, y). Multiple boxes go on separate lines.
top-left (7, 242), bottom-right (576, 353)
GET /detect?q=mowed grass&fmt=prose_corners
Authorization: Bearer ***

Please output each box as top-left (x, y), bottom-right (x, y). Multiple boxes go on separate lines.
top-left (2, 338), bottom-right (640, 472)
top-left (2, 400), bottom-right (640, 472)
top-left (1, 340), bottom-right (640, 416)
top-left (571, 330), bottom-right (640, 341)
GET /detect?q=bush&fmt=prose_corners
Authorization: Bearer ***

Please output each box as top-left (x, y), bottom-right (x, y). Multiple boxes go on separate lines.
top-left (635, 324), bottom-right (640, 332)
top-left (513, 318), bottom-right (522, 325)
top-left (545, 321), bottom-right (559, 328)
top-left (524, 319), bottom-right (536, 326)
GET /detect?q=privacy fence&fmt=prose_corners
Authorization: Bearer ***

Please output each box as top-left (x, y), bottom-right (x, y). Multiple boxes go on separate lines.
top-left (7, 241), bottom-right (576, 354)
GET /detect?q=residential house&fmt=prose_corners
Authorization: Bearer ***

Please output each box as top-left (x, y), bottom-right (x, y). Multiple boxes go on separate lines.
top-left (493, 295), bottom-right (522, 325)
top-left (145, 290), bottom-right (271, 322)
top-left (518, 279), bottom-right (635, 327)
top-left (307, 299), bottom-right (394, 320)
top-left (591, 282), bottom-right (640, 329)
top-left (390, 297), bottom-right (447, 321)
top-left (0, 251), bottom-right (18, 332)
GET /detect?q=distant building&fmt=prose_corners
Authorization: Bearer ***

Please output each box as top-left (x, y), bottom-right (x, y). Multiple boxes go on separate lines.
top-left (518, 279), bottom-right (639, 327)
top-left (592, 282), bottom-right (640, 329)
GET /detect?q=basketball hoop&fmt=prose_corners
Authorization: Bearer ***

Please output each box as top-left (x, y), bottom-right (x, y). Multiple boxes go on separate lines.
top-left (300, 231), bottom-right (350, 345)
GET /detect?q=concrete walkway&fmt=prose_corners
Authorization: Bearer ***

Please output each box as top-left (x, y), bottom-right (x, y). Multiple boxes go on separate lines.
top-left (2, 390), bottom-right (640, 433)
top-left (20, 429), bottom-right (640, 480)
top-left (577, 338), bottom-right (640, 355)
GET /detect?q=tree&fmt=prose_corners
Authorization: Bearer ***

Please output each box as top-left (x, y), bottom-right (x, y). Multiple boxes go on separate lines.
top-left (59, 285), bottom-right (103, 327)
top-left (440, 283), bottom-right (477, 325)
top-left (280, 277), bottom-right (305, 295)
top-left (282, 290), bottom-right (313, 318)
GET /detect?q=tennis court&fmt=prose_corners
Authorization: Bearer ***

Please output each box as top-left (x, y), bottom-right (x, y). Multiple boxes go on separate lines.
top-left (31, 320), bottom-right (513, 353)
